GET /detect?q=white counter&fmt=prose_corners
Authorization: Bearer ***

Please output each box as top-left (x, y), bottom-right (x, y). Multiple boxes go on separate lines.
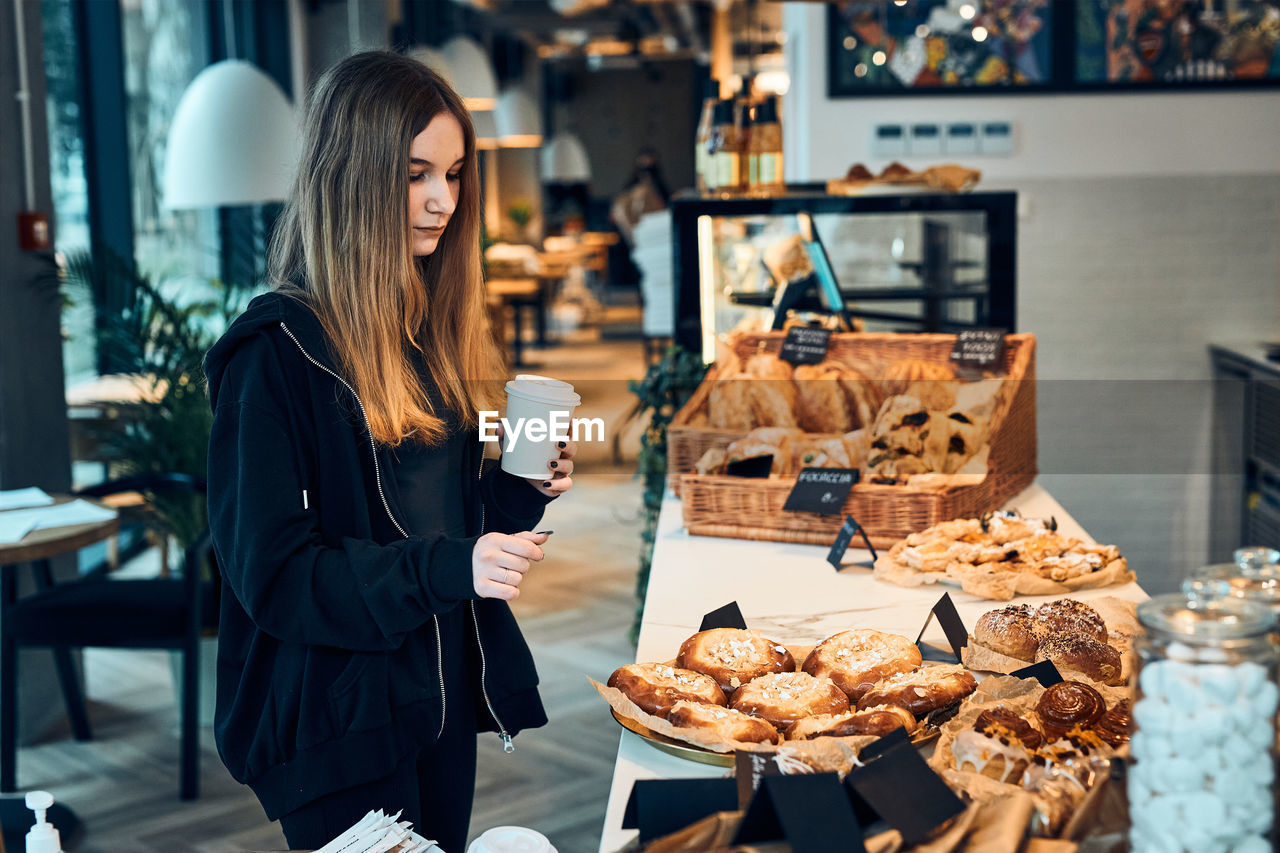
top-left (597, 483), bottom-right (1148, 852)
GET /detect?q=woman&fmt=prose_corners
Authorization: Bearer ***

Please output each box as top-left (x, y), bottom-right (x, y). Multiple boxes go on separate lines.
top-left (204, 51), bottom-right (573, 851)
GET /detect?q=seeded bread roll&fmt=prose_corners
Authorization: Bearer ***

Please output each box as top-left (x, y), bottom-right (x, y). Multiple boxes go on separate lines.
top-left (972, 604), bottom-right (1041, 661)
top-left (664, 699), bottom-right (781, 745)
top-left (729, 671), bottom-right (850, 730)
top-left (856, 664), bottom-right (977, 716)
top-left (607, 663), bottom-right (726, 716)
top-left (801, 629), bottom-right (923, 702)
top-left (676, 628), bottom-right (795, 693)
top-left (784, 705), bottom-right (917, 741)
top-left (1034, 634), bottom-right (1124, 686)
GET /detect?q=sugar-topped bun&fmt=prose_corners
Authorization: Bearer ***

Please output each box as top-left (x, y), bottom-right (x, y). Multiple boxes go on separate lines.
top-left (729, 671), bottom-right (850, 730)
top-left (676, 628), bottom-right (795, 692)
top-left (856, 663), bottom-right (977, 716)
top-left (784, 705), bottom-right (917, 741)
top-left (1034, 599), bottom-right (1108, 645)
top-left (664, 699), bottom-right (780, 745)
top-left (607, 663), bottom-right (726, 716)
top-left (972, 604), bottom-right (1040, 661)
top-left (802, 629), bottom-right (923, 701)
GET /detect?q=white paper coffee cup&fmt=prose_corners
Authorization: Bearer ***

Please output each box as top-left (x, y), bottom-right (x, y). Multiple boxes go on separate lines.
top-left (467, 825), bottom-right (557, 853)
top-left (500, 374), bottom-right (581, 480)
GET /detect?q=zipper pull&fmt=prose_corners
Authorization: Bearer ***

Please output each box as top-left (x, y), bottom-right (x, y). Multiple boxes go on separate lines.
top-left (501, 732), bottom-right (515, 753)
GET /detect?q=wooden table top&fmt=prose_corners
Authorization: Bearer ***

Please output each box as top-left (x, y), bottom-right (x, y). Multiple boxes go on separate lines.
top-left (0, 495), bottom-right (119, 565)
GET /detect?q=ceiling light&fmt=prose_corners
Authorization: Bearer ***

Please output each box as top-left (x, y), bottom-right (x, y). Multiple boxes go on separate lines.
top-left (541, 132), bottom-right (591, 182)
top-left (754, 68), bottom-right (790, 96)
top-left (872, 50), bottom-right (887, 66)
top-left (442, 36), bottom-right (497, 110)
top-left (960, 4), bottom-right (976, 20)
top-left (494, 88), bottom-right (542, 148)
top-left (163, 60), bottom-right (297, 209)
top-left (972, 26), bottom-right (988, 42)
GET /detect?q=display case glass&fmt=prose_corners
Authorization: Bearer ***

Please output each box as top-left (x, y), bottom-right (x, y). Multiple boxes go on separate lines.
top-left (670, 188), bottom-right (1017, 362)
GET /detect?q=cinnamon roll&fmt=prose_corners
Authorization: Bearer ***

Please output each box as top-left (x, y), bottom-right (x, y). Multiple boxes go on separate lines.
top-left (1092, 699), bottom-right (1132, 747)
top-left (1033, 681), bottom-right (1106, 739)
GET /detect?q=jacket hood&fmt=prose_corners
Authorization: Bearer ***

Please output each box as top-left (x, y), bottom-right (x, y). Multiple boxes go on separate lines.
top-left (205, 290), bottom-right (334, 407)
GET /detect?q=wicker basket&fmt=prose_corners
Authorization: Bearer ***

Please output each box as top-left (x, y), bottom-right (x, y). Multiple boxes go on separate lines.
top-left (670, 332), bottom-right (1037, 548)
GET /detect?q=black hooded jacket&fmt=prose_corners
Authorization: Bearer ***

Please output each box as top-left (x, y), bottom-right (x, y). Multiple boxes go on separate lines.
top-left (203, 290), bottom-right (549, 819)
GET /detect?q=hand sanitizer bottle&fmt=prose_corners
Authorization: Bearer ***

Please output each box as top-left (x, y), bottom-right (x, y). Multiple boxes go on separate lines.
top-left (25, 791), bottom-right (63, 853)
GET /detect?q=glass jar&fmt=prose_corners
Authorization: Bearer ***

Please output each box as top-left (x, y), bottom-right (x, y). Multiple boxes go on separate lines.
top-left (1237, 547), bottom-right (1280, 571)
top-left (1129, 592), bottom-right (1278, 853)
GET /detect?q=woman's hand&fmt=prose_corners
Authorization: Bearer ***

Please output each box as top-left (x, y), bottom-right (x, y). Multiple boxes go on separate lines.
top-left (526, 439), bottom-right (576, 498)
top-left (472, 531), bottom-right (549, 600)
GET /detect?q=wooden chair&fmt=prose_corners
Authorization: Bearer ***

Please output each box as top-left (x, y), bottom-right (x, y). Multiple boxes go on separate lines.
top-left (0, 474), bottom-right (217, 800)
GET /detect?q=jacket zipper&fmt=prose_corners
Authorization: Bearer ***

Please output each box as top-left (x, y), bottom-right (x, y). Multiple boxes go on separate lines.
top-left (472, 451), bottom-right (515, 752)
top-left (279, 321), bottom-right (448, 741)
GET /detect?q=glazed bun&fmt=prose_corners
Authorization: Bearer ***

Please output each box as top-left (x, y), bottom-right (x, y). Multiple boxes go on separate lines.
top-left (729, 671), bottom-right (850, 730)
top-left (664, 700), bottom-right (781, 745)
top-left (801, 629), bottom-right (922, 701)
top-left (607, 663), bottom-right (726, 716)
top-left (676, 628), bottom-right (795, 693)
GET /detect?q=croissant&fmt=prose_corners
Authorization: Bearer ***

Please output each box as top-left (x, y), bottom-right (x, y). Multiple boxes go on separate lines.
top-left (1033, 681), bottom-right (1106, 739)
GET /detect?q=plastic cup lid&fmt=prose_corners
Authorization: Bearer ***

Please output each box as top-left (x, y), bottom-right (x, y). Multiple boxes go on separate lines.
top-left (505, 374), bottom-right (580, 406)
top-left (468, 825), bottom-right (554, 853)
top-left (1138, 591), bottom-right (1277, 643)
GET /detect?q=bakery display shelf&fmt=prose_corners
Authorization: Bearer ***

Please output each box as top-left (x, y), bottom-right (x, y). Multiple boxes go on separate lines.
top-left (668, 332), bottom-right (1037, 546)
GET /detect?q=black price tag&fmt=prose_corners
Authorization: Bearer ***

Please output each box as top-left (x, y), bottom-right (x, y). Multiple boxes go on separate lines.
top-left (622, 778), bottom-right (738, 843)
top-left (826, 515), bottom-right (878, 570)
top-left (735, 748), bottom-right (783, 809)
top-left (734, 774), bottom-right (866, 853)
top-left (779, 326), bottom-right (832, 365)
top-left (783, 467), bottom-right (858, 515)
top-left (949, 327), bottom-right (1007, 370)
top-left (914, 592), bottom-right (969, 662)
top-left (846, 741), bottom-right (967, 847)
top-left (1011, 660), bottom-right (1064, 687)
top-left (699, 601), bottom-right (749, 631)
top-left (725, 454), bottom-right (773, 478)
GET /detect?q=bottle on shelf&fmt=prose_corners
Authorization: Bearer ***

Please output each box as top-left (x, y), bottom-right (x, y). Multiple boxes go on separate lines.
top-left (694, 79), bottom-right (719, 195)
top-left (736, 100), bottom-right (754, 195)
top-left (747, 95), bottom-right (784, 196)
top-left (708, 99), bottom-right (740, 196)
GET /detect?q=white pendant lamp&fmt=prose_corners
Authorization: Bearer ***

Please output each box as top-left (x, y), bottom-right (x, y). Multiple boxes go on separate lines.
top-left (163, 60), bottom-right (297, 209)
top-left (442, 35), bottom-right (498, 110)
top-left (407, 45), bottom-right (452, 80)
top-left (541, 132), bottom-right (591, 182)
top-left (472, 111), bottom-right (500, 151)
top-left (494, 88), bottom-right (542, 148)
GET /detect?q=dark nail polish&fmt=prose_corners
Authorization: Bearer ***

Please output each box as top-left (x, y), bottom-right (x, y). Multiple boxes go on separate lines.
top-left (549, 460), bottom-right (558, 469)
top-left (558, 441), bottom-right (567, 449)
top-left (535, 530), bottom-right (554, 535)
top-left (543, 481), bottom-right (552, 488)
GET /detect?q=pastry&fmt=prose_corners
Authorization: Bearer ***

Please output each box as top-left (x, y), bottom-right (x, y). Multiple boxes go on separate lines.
top-left (951, 728), bottom-right (1032, 784)
top-left (1092, 699), bottom-right (1131, 747)
top-left (664, 699), bottom-right (781, 745)
top-left (784, 705), bottom-right (917, 740)
top-left (881, 359), bottom-right (955, 396)
top-left (1033, 599), bottom-right (1108, 645)
top-left (676, 628), bottom-right (795, 692)
top-left (973, 706), bottom-right (1044, 749)
top-left (694, 447), bottom-right (727, 476)
top-left (708, 379), bottom-right (755, 431)
top-left (1034, 634), bottom-right (1124, 686)
top-left (729, 671), bottom-right (850, 730)
top-left (940, 408), bottom-right (989, 474)
top-left (874, 513), bottom-right (1134, 601)
top-left (747, 381), bottom-right (798, 429)
top-left (972, 604), bottom-right (1040, 661)
top-left (606, 663), bottom-right (726, 716)
top-left (835, 366), bottom-right (882, 429)
top-left (792, 363), bottom-right (854, 434)
top-left (726, 427), bottom-right (800, 477)
top-left (865, 395), bottom-right (944, 484)
top-left (856, 663), bottom-right (977, 716)
top-left (792, 435), bottom-right (854, 470)
top-left (877, 161), bottom-right (913, 182)
top-left (844, 163), bottom-right (874, 181)
top-left (1033, 681), bottom-right (1106, 739)
top-left (742, 353), bottom-right (793, 381)
top-left (801, 629), bottom-right (922, 701)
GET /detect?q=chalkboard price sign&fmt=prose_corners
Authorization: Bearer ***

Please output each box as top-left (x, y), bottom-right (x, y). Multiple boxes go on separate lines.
top-left (779, 326), bottom-right (832, 365)
top-left (782, 468), bottom-right (858, 515)
top-left (949, 328), bottom-right (1007, 370)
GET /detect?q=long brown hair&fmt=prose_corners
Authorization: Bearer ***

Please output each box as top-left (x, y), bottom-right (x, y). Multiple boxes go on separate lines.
top-left (270, 50), bottom-right (503, 446)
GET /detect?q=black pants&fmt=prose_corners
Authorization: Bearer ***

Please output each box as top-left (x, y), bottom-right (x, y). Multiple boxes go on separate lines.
top-left (279, 614), bottom-right (479, 851)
